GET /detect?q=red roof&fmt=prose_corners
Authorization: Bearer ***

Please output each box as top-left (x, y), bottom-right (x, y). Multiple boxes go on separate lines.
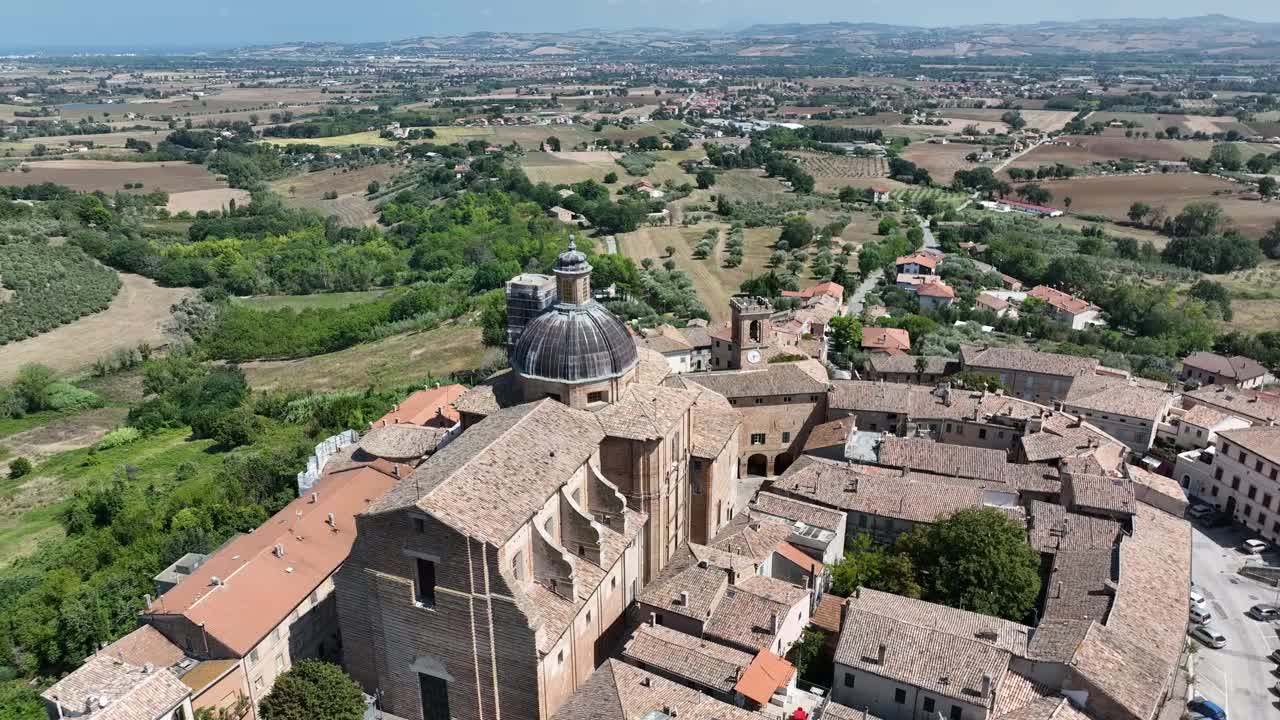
top-left (862, 327), bottom-right (911, 353)
top-left (371, 385), bottom-right (466, 428)
top-left (915, 280), bottom-right (956, 299)
top-left (774, 541), bottom-right (824, 576)
top-left (781, 281), bottom-right (845, 302)
top-left (734, 650), bottom-right (795, 705)
top-left (1028, 285), bottom-right (1096, 315)
top-left (895, 252), bottom-right (938, 270)
top-left (1003, 199), bottom-right (1061, 214)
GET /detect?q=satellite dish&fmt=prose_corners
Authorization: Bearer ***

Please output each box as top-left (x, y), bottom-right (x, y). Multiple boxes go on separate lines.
top-left (746, 350), bottom-right (761, 364)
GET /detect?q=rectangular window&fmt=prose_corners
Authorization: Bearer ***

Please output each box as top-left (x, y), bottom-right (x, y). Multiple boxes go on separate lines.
top-left (950, 707), bottom-right (962, 720)
top-left (844, 673), bottom-right (855, 688)
top-left (978, 428), bottom-right (987, 439)
top-left (415, 558), bottom-right (437, 607)
top-left (248, 649), bottom-right (259, 666)
top-left (1272, 468), bottom-right (1278, 480)
top-left (754, 398), bottom-right (763, 405)
top-left (1245, 505), bottom-right (1253, 518)
top-left (587, 391), bottom-right (606, 404)
top-left (511, 551), bottom-right (523, 581)
top-left (750, 433), bottom-right (766, 445)
top-left (1257, 460), bottom-right (1265, 473)
top-left (1265, 494), bottom-right (1273, 509)
top-left (1212, 486), bottom-right (1219, 497)
top-left (1214, 467), bottom-right (1224, 480)
top-left (276, 655), bottom-right (284, 672)
top-left (894, 688), bottom-right (906, 704)
top-left (1248, 485), bottom-right (1257, 500)
top-left (945, 423), bottom-right (952, 433)
top-left (1232, 476), bottom-right (1241, 490)
top-left (782, 431), bottom-right (791, 443)
top-left (419, 673), bottom-right (450, 720)
top-left (923, 698), bottom-right (935, 713)
top-left (1240, 451), bottom-right (1248, 463)
top-left (413, 517), bottom-right (426, 533)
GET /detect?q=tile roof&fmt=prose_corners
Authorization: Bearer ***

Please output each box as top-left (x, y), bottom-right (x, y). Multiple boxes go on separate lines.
top-left (635, 347), bottom-right (674, 386)
top-left (916, 280), bottom-right (957, 299)
top-left (622, 623), bottom-right (752, 695)
top-left (752, 491), bottom-right (845, 531)
top-left (595, 384), bottom-right (698, 441)
top-left (773, 541), bottom-right (824, 577)
top-left (452, 369), bottom-right (519, 419)
top-left (1042, 549), bottom-right (1115, 623)
top-left (358, 424), bottom-right (449, 460)
top-left (977, 292), bottom-right (1010, 311)
top-left (638, 562), bottom-right (730, 623)
top-left (828, 380), bottom-right (1046, 425)
top-left (373, 400), bottom-right (603, 546)
top-left (1219, 425), bottom-right (1280, 465)
top-left (811, 593), bottom-right (847, 634)
top-left (770, 456), bottom-right (1007, 526)
top-left (1124, 464), bottom-right (1188, 512)
top-left (1027, 285), bottom-right (1098, 316)
top-left (867, 354), bottom-right (955, 376)
top-left (1181, 351), bottom-right (1269, 382)
top-left (960, 346), bottom-right (1098, 378)
top-left (553, 659), bottom-right (766, 720)
top-left (804, 417), bottom-right (854, 451)
top-left (896, 252), bottom-right (939, 269)
top-left (43, 655), bottom-right (190, 720)
top-left (682, 361), bottom-right (830, 399)
top-left (704, 585), bottom-right (793, 652)
top-left (1027, 501), bottom-right (1123, 554)
top-left (737, 574), bottom-right (808, 607)
top-left (1065, 473), bottom-right (1136, 516)
top-left (835, 608), bottom-right (1012, 707)
top-left (1019, 414), bottom-right (1127, 474)
top-left (98, 625), bottom-right (185, 670)
top-left (1063, 375), bottom-right (1172, 421)
top-left (822, 703), bottom-right (887, 720)
top-left (370, 384), bottom-right (466, 428)
top-left (862, 327), bottom-right (911, 353)
top-left (1178, 403), bottom-right (1235, 430)
top-left (634, 324), bottom-right (695, 354)
top-left (1184, 385), bottom-right (1280, 424)
top-left (680, 322), bottom-right (713, 349)
top-left (876, 436), bottom-right (1060, 494)
top-left (1025, 618), bottom-right (1093, 664)
top-left (734, 650), bottom-right (795, 706)
top-left (844, 588), bottom-right (1032, 656)
top-left (146, 463), bottom-right (399, 657)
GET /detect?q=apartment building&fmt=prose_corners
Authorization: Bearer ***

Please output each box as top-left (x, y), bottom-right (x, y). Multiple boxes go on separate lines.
top-left (959, 346), bottom-right (1099, 406)
top-left (1176, 426), bottom-right (1280, 543)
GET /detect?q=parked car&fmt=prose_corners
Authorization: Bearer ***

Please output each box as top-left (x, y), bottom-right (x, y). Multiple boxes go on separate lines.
top-left (1270, 648), bottom-right (1280, 663)
top-left (1188, 697), bottom-right (1227, 720)
top-left (1190, 606), bottom-right (1212, 624)
top-left (1189, 625), bottom-right (1227, 648)
top-left (1190, 590), bottom-right (1208, 608)
top-left (1241, 539), bottom-right (1268, 555)
top-left (1188, 505), bottom-right (1215, 522)
top-left (1248, 604), bottom-right (1280, 621)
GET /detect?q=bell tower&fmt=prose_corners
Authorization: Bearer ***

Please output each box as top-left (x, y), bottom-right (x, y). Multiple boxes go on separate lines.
top-left (554, 236), bottom-right (592, 305)
top-left (726, 296), bottom-right (773, 368)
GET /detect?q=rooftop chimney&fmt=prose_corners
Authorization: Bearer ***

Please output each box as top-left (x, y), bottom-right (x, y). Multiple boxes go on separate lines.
top-left (770, 612), bottom-right (779, 635)
top-left (310, 492), bottom-right (318, 503)
top-left (728, 567), bottom-right (737, 586)
top-left (211, 576), bottom-right (223, 586)
top-left (648, 613), bottom-right (656, 627)
top-left (143, 594), bottom-right (152, 609)
top-left (273, 544), bottom-right (285, 558)
top-left (679, 591), bottom-right (690, 606)
top-left (326, 512), bottom-right (335, 527)
top-left (981, 673), bottom-right (992, 699)
top-left (876, 643), bottom-right (886, 665)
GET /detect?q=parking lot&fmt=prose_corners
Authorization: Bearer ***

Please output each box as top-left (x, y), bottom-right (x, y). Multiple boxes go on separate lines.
top-left (1190, 521), bottom-right (1280, 717)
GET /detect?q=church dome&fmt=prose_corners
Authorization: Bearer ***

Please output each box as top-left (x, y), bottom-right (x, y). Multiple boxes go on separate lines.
top-left (510, 302), bottom-right (638, 384)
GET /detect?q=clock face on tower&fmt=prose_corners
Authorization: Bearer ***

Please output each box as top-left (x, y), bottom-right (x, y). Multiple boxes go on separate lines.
top-left (746, 350), bottom-right (761, 364)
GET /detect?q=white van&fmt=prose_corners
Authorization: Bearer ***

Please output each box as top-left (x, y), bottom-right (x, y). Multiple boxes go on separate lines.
top-left (1190, 590), bottom-right (1207, 608)
top-left (1189, 606), bottom-right (1212, 624)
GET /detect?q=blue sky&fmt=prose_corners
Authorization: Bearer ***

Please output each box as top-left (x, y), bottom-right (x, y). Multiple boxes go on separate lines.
top-left (3, 0), bottom-right (1278, 47)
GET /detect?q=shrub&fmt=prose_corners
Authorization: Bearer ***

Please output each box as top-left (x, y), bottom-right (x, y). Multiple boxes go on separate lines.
top-left (42, 383), bottom-right (103, 412)
top-left (8, 457), bottom-right (32, 479)
top-left (93, 427), bottom-right (142, 451)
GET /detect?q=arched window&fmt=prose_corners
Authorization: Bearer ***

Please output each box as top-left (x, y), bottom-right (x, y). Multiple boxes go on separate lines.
top-left (749, 320), bottom-right (762, 343)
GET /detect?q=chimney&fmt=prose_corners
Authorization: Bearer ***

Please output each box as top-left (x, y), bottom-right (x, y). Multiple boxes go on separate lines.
top-left (310, 492), bottom-right (318, 503)
top-left (648, 613), bottom-right (656, 627)
top-left (143, 594), bottom-right (152, 609)
top-left (273, 544), bottom-right (285, 558)
top-left (326, 512), bottom-right (335, 527)
top-left (211, 576), bottom-right (223, 586)
top-left (640, 676), bottom-right (651, 687)
top-left (728, 567), bottom-right (737, 586)
top-left (876, 643), bottom-right (886, 665)
top-left (679, 591), bottom-right (690, 606)
top-left (143, 662), bottom-right (154, 674)
top-left (770, 612), bottom-right (779, 635)
top-left (854, 586), bottom-right (861, 599)
top-left (981, 673), bottom-right (992, 699)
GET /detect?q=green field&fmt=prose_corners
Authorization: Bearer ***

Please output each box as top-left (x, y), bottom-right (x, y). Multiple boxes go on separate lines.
top-left (263, 131), bottom-right (395, 147)
top-left (429, 119), bottom-right (689, 150)
top-left (232, 289), bottom-right (389, 311)
top-left (892, 187), bottom-right (969, 209)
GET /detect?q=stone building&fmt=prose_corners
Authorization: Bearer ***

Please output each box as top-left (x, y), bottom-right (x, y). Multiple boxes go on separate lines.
top-left (959, 346), bottom-right (1099, 406)
top-left (1175, 425), bottom-right (1280, 543)
top-left (710, 296), bottom-right (776, 370)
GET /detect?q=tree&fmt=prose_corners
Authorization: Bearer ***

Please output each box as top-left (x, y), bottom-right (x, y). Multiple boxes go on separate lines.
top-left (829, 534), bottom-right (919, 599)
top-left (894, 507), bottom-right (1041, 622)
top-left (664, 245), bottom-right (676, 258)
top-left (1063, 196), bottom-right (1072, 211)
top-left (258, 661), bottom-right (365, 720)
top-left (828, 316), bottom-right (863, 360)
top-left (603, 171), bottom-right (618, 184)
top-left (1127, 202), bottom-right (1151, 225)
top-left (8, 457), bottom-right (31, 480)
top-left (695, 169), bottom-right (716, 189)
top-left (1260, 176), bottom-right (1277, 198)
top-left (366, 181), bottom-right (380, 195)
top-left (0, 682), bottom-right (45, 720)
top-left (1000, 110), bottom-right (1026, 131)
top-left (544, 136), bottom-right (561, 152)
top-left (779, 216), bottom-right (814, 249)
top-left (1189, 279), bottom-right (1233, 321)
top-left (1247, 153), bottom-right (1273, 174)
top-left (1209, 142), bottom-right (1243, 171)
top-left (1172, 202), bottom-right (1229, 238)
top-left (1015, 183), bottom-right (1051, 206)
top-left (1261, 222), bottom-right (1280, 260)
top-left (786, 628), bottom-right (826, 678)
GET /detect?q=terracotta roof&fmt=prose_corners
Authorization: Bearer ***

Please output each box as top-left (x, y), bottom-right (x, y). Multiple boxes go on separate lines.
top-left (638, 562), bottom-right (730, 622)
top-left (552, 659), bottom-right (764, 720)
top-left (1027, 285), bottom-right (1098, 316)
top-left (1025, 618), bottom-right (1093, 664)
top-left (916, 280), bottom-right (957, 299)
top-left (452, 369), bottom-right (519, 419)
top-left (682, 361), bottom-right (830, 400)
top-left (1066, 473), bottom-right (1137, 516)
top-left (752, 491), bottom-right (845, 531)
top-left (634, 324), bottom-right (695, 354)
top-left (595, 384), bottom-right (698, 441)
top-left (896, 252), bottom-right (939, 269)
top-left (98, 625), bottom-right (185, 670)
top-left (804, 417), bottom-right (854, 451)
top-left (1019, 414), bottom-right (1127, 474)
top-left (977, 292), bottom-right (1010, 311)
top-left (876, 436), bottom-right (1060, 494)
top-left (781, 281), bottom-right (845, 302)
top-left (1179, 404), bottom-right (1235, 430)
top-left (960, 346), bottom-right (1098, 378)
top-left (822, 703), bottom-right (887, 720)
top-left (834, 607), bottom-right (1012, 708)
top-left (844, 588), bottom-right (1032, 656)
top-left (1219, 425), bottom-right (1280, 465)
top-left (861, 327), bottom-right (911, 353)
top-left (1181, 351), bottom-right (1269, 382)
top-left (811, 593), bottom-right (847, 634)
top-left (1063, 375), bottom-right (1171, 422)
top-left (373, 400), bottom-right (603, 546)
top-left (1124, 464), bottom-right (1188, 513)
top-left (146, 463), bottom-right (399, 657)
top-left (1185, 385), bottom-right (1280, 424)
top-left (43, 655), bottom-right (190, 720)
top-left (635, 346), bottom-right (674, 386)
top-left (358, 424), bottom-right (448, 460)
top-left (827, 380), bottom-right (1046, 425)
top-left (622, 623), bottom-right (752, 695)
top-left (704, 585), bottom-right (793, 652)
top-left (1042, 549), bottom-right (1115, 623)
top-left (370, 384), bottom-right (466, 428)
top-left (710, 513), bottom-right (796, 565)
top-left (867, 354), bottom-right (954, 376)
top-left (1027, 501), bottom-right (1122, 554)
top-left (773, 541), bottom-right (824, 577)
top-left (734, 650), bottom-right (795, 706)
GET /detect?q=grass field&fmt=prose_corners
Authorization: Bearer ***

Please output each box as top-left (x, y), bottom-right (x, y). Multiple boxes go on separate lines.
top-left (892, 187), bottom-right (969, 209)
top-left (714, 169), bottom-right (793, 203)
top-left (1087, 112), bottom-right (1254, 137)
top-left (1007, 136), bottom-right (1214, 170)
top-left (427, 119), bottom-right (688, 150)
top-left (790, 151), bottom-right (888, 193)
top-left (0, 159), bottom-right (228, 193)
top-left (232, 289), bottom-right (389, 311)
top-left (240, 321), bottom-right (488, 391)
top-left (167, 188), bottom-right (251, 214)
top-left (901, 143), bottom-right (986, 185)
top-left (263, 131), bottom-right (396, 147)
top-left (521, 151), bottom-right (619, 185)
top-left (271, 164), bottom-right (401, 226)
top-left (0, 273), bottom-right (193, 383)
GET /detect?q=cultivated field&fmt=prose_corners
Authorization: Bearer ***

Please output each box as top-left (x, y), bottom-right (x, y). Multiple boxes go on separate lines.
top-left (0, 273), bottom-right (192, 383)
top-left (521, 151), bottom-right (620, 185)
top-left (271, 164), bottom-right (401, 226)
top-left (714, 169), bottom-right (794, 203)
top-left (942, 108), bottom-right (1078, 133)
top-left (264, 131), bottom-right (395, 147)
top-left (618, 222), bottom-right (782, 321)
top-left (789, 151), bottom-right (888, 193)
top-left (901, 143), bottom-right (985, 185)
top-left (428, 119), bottom-right (687, 150)
top-left (1045, 175), bottom-right (1276, 239)
top-left (240, 321), bottom-right (487, 391)
top-left (893, 187), bottom-right (970, 209)
top-left (0, 159), bottom-right (226, 193)
top-left (232, 290), bottom-right (389, 312)
top-left (166, 188), bottom-right (251, 214)
top-left (1007, 136), bottom-right (1213, 169)
top-left (1088, 112), bottom-right (1254, 136)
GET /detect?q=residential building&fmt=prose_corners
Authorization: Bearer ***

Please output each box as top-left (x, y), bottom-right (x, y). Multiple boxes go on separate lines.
top-left (750, 491), bottom-right (847, 566)
top-left (1180, 351), bottom-right (1274, 389)
top-left (1175, 425), bottom-right (1280, 543)
top-left (959, 346), bottom-right (1099, 406)
top-left (781, 281), bottom-right (845, 304)
top-left (975, 292), bottom-right (1014, 319)
top-left (865, 355), bottom-right (955, 384)
top-left (895, 274), bottom-right (957, 310)
top-left (634, 324), bottom-right (702, 373)
top-left (894, 252), bottom-right (938, 276)
top-left (42, 654), bottom-right (194, 720)
top-left (138, 463), bottom-right (399, 716)
top-left (552, 659), bottom-right (766, 720)
top-left (1169, 404), bottom-right (1249, 451)
top-left (1182, 385), bottom-right (1280, 425)
top-left (1026, 286), bottom-right (1102, 331)
top-left (861, 328), bottom-right (911, 357)
top-left (1060, 375), bottom-right (1174, 453)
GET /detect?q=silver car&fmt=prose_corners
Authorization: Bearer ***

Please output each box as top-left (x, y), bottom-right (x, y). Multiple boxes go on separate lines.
top-left (1189, 625), bottom-right (1227, 649)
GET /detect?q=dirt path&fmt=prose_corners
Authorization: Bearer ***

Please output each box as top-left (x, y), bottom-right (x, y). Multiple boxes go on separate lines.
top-left (0, 273), bottom-right (192, 382)
top-left (0, 407), bottom-right (128, 470)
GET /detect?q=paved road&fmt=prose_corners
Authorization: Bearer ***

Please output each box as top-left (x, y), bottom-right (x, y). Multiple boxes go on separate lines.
top-left (1190, 522), bottom-right (1280, 718)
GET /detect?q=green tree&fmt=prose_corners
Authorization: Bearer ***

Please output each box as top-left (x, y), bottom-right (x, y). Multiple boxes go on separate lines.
top-left (779, 216), bottom-right (814, 248)
top-left (544, 136), bottom-right (561, 152)
top-left (1260, 176), bottom-right (1277, 198)
top-left (603, 171), bottom-right (618, 184)
top-left (829, 534), bottom-right (920, 599)
top-left (695, 169), bottom-right (716, 189)
top-left (1247, 153), bottom-right (1273, 174)
top-left (0, 682), bottom-right (45, 720)
top-left (1262, 222), bottom-right (1280, 260)
top-left (8, 457), bottom-right (32, 480)
top-left (366, 180), bottom-right (381, 195)
top-left (1127, 202), bottom-right (1151, 225)
top-left (258, 661), bottom-right (365, 720)
top-left (1171, 202), bottom-right (1229, 238)
top-left (786, 628), bottom-right (827, 678)
top-left (1209, 143), bottom-right (1243, 171)
top-left (828, 316), bottom-right (863, 359)
top-left (476, 288), bottom-right (507, 346)
top-left (894, 507), bottom-right (1041, 622)
top-left (211, 408), bottom-right (264, 449)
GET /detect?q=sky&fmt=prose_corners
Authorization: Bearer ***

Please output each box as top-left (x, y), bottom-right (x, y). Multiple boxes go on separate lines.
top-left (3, 0), bottom-right (1279, 48)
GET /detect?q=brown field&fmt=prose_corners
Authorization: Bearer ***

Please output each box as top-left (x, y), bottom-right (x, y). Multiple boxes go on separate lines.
top-left (1006, 136), bottom-right (1213, 170)
top-left (166, 188), bottom-right (251, 214)
top-left (901, 143), bottom-right (984, 185)
top-left (522, 151), bottom-right (619, 185)
top-left (940, 108), bottom-right (1078, 133)
top-left (714, 169), bottom-right (793, 203)
top-left (1046, 175), bottom-right (1276, 239)
top-left (17, 128), bottom-right (171, 151)
top-left (241, 322), bottom-right (488, 391)
top-left (1088, 112), bottom-right (1254, 136)
top-left (0, 273), bottom-right (192, 383)
top-left (272, 164), bottom-right (401, 226)
top-left (618, 223), bottom-right (780, 321)
top-left (0, 159), bottom-right (226, 193)
top-left (789, 151), bottom-right (888, 193)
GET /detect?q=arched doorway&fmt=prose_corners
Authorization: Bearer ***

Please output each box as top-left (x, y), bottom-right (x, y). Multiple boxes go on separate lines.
top-left (1225, 496), bottom-right (1237, 517)
top-left (774, 453), bottom-right (793, 475)
top-left (747, 454), bottom-right (768, 477)
top-left (1181, 474), bottom-right (1190, 488)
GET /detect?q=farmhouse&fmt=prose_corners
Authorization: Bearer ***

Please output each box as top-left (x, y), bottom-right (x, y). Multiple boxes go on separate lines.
top-left (1026, 285), bottom-right (1103, 330)
top-left (1180, 351), bottom-right (1274, 389)
top-left (895, 252), bottom-right (939, 275)
top-left (861, 327), bottom-right (911, 356)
